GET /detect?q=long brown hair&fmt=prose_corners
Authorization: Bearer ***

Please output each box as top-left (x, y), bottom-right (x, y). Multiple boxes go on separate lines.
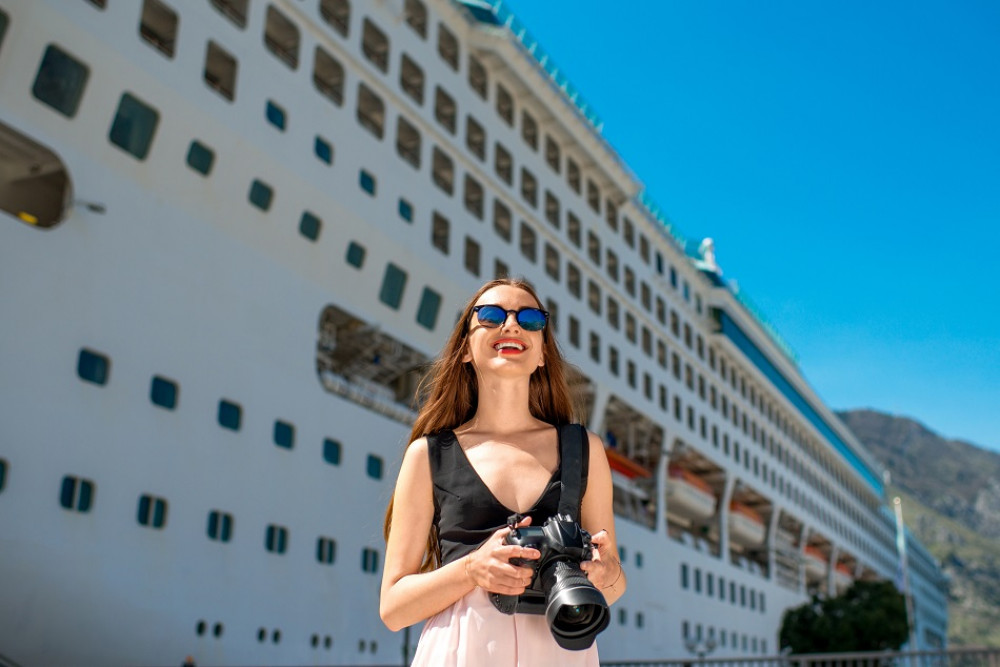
top-left (383, 278), bottom-right (576, 571)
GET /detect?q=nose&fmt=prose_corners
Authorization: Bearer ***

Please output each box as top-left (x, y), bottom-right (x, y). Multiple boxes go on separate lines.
top-left (501, 310), bottom-right (520, 330)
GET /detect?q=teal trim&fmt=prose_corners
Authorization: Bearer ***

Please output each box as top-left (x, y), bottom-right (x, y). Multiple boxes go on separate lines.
top-left (716, 309), bottom-right (883, 495)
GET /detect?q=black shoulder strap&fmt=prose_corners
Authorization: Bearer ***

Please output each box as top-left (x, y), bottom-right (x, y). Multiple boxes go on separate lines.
top-left (557, 423), bottom-right (589, 519)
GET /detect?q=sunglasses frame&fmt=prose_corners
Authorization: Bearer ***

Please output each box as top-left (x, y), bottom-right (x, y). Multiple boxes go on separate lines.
top-left (471, 304), bottom-right (549, 332)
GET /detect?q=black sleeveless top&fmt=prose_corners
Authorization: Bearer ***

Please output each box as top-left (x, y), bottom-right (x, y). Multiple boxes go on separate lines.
top-left (427, 427), bottom-right (589, 565)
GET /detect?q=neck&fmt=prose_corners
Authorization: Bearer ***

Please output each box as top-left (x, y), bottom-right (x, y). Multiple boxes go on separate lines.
top-left (463, 375), bottom-right (539, 435)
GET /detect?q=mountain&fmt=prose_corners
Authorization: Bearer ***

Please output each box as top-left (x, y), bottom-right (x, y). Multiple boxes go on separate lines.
top-left (837, 408), bottom-right (1000, 647)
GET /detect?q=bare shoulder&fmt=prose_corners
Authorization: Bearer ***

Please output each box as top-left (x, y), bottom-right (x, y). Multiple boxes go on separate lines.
top-left (584, 429), bottom-right (607, 459)
top-left (395, 436), bottom-right (432, 484)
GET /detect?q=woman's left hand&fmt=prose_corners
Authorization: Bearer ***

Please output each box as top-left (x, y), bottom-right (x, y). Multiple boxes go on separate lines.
top-left (580, 529), bottom-right (620, 590)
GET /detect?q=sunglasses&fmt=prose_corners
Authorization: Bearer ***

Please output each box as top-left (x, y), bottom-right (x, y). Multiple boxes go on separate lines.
top-left (472, 304), bottom-right (549, 332)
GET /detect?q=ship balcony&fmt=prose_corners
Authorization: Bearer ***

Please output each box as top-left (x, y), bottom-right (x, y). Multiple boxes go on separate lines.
top-left (601, 396), bottom-right (662, 530)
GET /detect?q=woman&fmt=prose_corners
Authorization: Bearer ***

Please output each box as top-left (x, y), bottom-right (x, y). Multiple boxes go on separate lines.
top-left (380, 278), bottom-right (626, 666)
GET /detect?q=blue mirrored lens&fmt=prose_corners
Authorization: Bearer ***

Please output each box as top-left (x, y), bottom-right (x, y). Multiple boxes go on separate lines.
top-left (475, 305), bottom-right (507, 327)
top-left (517, 309), bottom-right (547, 331)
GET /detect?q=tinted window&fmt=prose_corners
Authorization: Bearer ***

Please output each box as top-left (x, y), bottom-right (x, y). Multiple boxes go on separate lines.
top-left (77, 349), bottom-right (110, 385)
top-left (150, 375), bottom-right (178, 409)
top-left (33, 45), bottom-right (90, 117)
top-left (108, 93), bottom-right (160, 160)
top-left (186, 141), bottom-right (215, 175)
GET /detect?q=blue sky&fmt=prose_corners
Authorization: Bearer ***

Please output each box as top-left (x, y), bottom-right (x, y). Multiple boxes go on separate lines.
top-left (502, 0), bottom-right (1000, 452)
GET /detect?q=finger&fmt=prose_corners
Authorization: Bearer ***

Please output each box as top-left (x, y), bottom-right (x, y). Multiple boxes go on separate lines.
top-left (516, 515), bottom-right (533, 527)
top-left (498, 544), bottom-right (540, 561)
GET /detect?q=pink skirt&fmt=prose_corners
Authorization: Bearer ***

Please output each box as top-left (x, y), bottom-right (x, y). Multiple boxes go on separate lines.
top-left (411, 587), bottom-right (601, 666)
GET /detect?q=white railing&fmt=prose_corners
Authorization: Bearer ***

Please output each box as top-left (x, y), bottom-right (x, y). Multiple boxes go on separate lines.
top-left (601, 647), bottom-right (999, 667)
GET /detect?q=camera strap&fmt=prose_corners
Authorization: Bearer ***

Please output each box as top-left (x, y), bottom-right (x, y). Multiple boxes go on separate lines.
top-left (557, 423), bottom-right (589, 520)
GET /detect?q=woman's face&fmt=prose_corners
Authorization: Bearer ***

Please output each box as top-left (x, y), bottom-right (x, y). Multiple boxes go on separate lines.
top-left (463, 285), bottom-right (546, 378)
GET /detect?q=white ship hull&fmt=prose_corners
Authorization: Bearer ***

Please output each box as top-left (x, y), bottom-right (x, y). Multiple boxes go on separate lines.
top-left (0, 0), bottom-right (949, 664)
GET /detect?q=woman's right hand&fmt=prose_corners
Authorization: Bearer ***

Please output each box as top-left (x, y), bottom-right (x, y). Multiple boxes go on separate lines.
top-left (465, 517), bottom-right (541, 596)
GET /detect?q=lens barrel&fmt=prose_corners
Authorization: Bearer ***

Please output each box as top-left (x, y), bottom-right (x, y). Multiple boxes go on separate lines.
top-left (540, 560), bottom-right (610, 650)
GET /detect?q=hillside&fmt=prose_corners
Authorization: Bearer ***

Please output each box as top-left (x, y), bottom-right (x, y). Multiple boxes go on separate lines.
top-left (838, 409), bottom-right (1000, 647)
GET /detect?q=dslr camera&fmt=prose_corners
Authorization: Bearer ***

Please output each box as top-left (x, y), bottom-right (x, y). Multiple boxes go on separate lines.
top-left (489, 514), bottom-right (610, 650)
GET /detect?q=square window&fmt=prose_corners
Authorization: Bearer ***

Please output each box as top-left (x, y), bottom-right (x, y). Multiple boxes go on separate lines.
top-left (468, 55), bottom-right (487, 99)
top-left (109, 92), bottom-right (160, 160)
top-left (405, 0), bottom-right (427, 38)
top-left (361, 19), bottom-right (389, 73)
top-left (218, 399), bottom-right (242, 430)
top-left (366, 454), bottom-right (384, 479)
top-left (207, 510), bottom-right (234, 542)
top-left (266, 99), bottom-right (286, 130)
top-left (346, 242), bottom-right (366, 268)
top-left (323, 438), bottom-right (342, 465)
top-left (60, 476), bottom-right (94, 512)
top-left (359, 169), bottom-right (376, 195)
top-left (313, 47), bottom-right (344, 105)
top-left (209, 0), bottom-right (247, 28)
top-left (417, 287), bottom-right (442, 330)
top-left (314, 135), bottom-right (333, 165)
top-left (77, 348), bottom-right (110, 385)
top-left (496, 84), bottom-right (513, 126)
top-left (398, 199), bottom-right (413, 222)
top-left (431, 213), bottom-right (449, 254)
top-left (138, 494), bottom-right (168, 528)
top-left (437, 23), bottom-right (458, 70)
top-left (396, 116), bottom-right (422, 168)
top-left (265, 524), bottom-right (288, 553)
top-left (264, 5), bottom-right (299, 69)
top-left (431, 147), bottom-right (454, 194)
top-left (204, 41), bottom-right (237, 101)
top-left (434, 86), bottom-right (457, 134)
top-left (379, 263), bottom-right (407, 309)
top-left (466, 115), bottom-right (486, 161)
top-left (317, 536), bottom-right (337, 564)
top-left (186, 140), bottom-right (215, 175)
top-left (493, 200), bottom-right (512, 242)
top-left (139, 0), bottom-right (178, 59)
top-left (150, 375), bottom-right (178, 409)
top-left (299, 211), bottom-right (321, 241)
top-left (274, 420), bottom-right (295, 449)
top-left (464, 236), bottom-right (481, 276)
top-left (519, 222), bottom-right (536, 263)
top-left (319, 0), bottom-right (349, 37)
top-left (33, 45), bottom-right (90, 118)
top-left (248, 179), bottom-right (274, 210)
top-left (357, 84), bottom-right (385, 138)
top-left (400, 54), bottom-right (424, 105)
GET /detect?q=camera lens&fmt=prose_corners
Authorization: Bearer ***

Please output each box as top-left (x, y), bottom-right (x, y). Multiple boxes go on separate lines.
top-left (541, 561), bottom-right (609, 650)
top-left (554, 604), bottom-right (596, 627)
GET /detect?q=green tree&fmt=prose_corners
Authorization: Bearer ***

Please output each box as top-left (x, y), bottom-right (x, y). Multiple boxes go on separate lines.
top-left (780, 580), bottom-right (909, 654)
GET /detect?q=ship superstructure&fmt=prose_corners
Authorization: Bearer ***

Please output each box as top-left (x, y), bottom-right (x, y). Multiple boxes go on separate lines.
top-left (0, 0), bottom-right (948, 664)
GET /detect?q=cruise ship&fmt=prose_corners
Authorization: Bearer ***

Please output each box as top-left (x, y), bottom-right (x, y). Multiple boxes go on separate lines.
top-left (0, 0), bottom-right (949, 665)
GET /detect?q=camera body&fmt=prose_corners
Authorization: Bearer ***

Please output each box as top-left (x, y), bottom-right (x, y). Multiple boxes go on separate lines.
top-left (489, 514), bottom-right (610, 650)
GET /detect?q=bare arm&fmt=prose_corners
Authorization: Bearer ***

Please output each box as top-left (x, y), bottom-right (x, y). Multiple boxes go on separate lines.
top-left (579, 431), bottom-right (627, 605)
top-left (379, 438), bottom-right (540, 631)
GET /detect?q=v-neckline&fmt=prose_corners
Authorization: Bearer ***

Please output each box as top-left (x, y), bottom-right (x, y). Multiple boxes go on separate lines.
top-left (447, 427), bottom-right (561, 515)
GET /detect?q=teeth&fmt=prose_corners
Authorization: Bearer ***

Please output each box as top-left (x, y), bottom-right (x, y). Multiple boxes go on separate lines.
top-left (495, 341), bottom-right (525, 351)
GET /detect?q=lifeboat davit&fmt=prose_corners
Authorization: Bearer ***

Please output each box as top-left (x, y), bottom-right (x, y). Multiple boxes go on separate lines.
top-left (727, 501), bottom-right (765, 547)
top-left (665, 465), bottom-right (716, 521)
top-left (804, 546), bottom-right (828, 579)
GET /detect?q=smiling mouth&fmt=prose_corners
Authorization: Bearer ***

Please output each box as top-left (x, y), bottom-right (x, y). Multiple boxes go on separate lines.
top-left (494, 340), bottom-right (526, 352)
